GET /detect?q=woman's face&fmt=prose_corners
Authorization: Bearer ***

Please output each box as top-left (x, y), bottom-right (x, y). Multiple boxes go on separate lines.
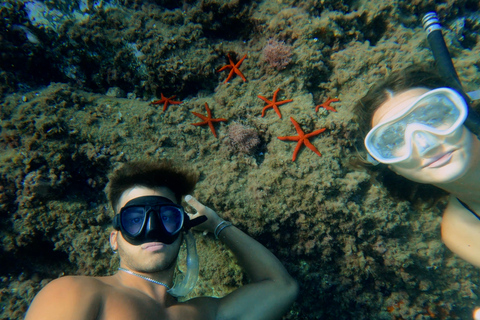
top-left (371, 88), bottom-right (475, 184)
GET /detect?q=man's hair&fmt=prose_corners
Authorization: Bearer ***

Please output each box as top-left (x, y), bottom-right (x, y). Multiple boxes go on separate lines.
top-left (105, 160), bottom-right (199, 213)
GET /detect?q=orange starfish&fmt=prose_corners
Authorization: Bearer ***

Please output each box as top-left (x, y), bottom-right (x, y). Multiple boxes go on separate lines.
top-left (151, 93), bottom-right (182, 111)
top-left (258, 88), bottom-right (293, 119)
top-left (315, 97), bottom-right (339, 112)
top-left (278, 117), bottom-right (326, 161)
top-left (191, 103), bottom-right (227, 138)
top-left (217, 53), bottom-right (247, 83)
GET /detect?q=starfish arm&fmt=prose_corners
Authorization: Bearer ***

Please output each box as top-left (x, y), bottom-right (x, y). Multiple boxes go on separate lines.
top-left (234, 69), bottom-right (247, 82)
top-left (204, 103), bottom-right (212, 117)
top-left (324, 105), bottom-right (337, 112)
top-left (163, 102), bottom-right (169, 111)
top-left (258, 95), bottom-right (272, 104)
top-left (289, 118), bottom-right (305, 136)
top-left (261, 106), bottom-right (270, 117)
top-left (292, 141), bottom-right (304, 162)
top-left (272, 88), bottom-right (280, 100)
top-left (235, 54), bottom-right (247, 67)
top-left (208, 122), bottom-right (218, 138)
top-left (224, 69), bottom-right (235, 83)
top-left (316, 97), bottom-right (340, 112)
top-left (304, 139), bottom-right (322, 157)
top-left (278, 136), bottom-right (301, 141)
top-left (274, 99), bottom-right (293, 106)
top-left (305, 128), bottom-right (327, 138)
top-left (217, 65), bottom-right (232, 72)
top-left (191, 112), bottom-right (207, 121)
top-left (211, 118), bottom-right (227, 123)
top-left (169, 99), bottom-right (182, 105)
top-left (272, 105), bottom-right (282, 119)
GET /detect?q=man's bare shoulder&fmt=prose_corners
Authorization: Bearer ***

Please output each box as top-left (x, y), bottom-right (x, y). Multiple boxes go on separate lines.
top-left (26, 275), bottom-right (222, 320)
top-left (168, 296), bottom-right (219, 320)
top-left (37, 275), bottom-right (109, 296)
top-left (25, 275), bottom-right (105, 320)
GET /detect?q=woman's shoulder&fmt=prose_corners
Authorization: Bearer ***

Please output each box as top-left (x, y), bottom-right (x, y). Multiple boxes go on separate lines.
top-left (445, 195), bottom-right (480, 221)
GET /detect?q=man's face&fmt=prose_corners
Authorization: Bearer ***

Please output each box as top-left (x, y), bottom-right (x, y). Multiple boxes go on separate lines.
top-left (111, 186), bottom-right (183, 273)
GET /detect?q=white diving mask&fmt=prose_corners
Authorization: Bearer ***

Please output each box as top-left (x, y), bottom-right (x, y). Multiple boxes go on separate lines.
top-left (365, 87), bottom-right (468, 164)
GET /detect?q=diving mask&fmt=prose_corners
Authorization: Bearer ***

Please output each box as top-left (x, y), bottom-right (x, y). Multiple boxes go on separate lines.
top-left (365, 87), bottom-right (468, 164)
top-left (113, 196), bottom-right (207, 245)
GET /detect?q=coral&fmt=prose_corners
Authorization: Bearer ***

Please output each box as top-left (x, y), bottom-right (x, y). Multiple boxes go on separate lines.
top-left (262, 38), bottom-right (293, 70)
top-left (227, 122), bottom-right (261, 155)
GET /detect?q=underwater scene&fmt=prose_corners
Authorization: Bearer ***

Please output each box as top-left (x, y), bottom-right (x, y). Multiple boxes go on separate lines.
top-left (1, 0), bottom-right (480, 319)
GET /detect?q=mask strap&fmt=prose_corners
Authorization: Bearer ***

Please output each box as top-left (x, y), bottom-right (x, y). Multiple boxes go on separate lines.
top-left (367, 153), bottom-right (380, 165)
top-left (468, 90), bottom-right (480, 101)
top-left (184, 215), bottom-right (208, 231)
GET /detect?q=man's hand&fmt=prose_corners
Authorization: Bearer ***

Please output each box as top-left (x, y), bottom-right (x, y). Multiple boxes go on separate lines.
top-left (185, 195), bottom-right (223, 234)
top-left (185, 194), bottom-right (298, 320)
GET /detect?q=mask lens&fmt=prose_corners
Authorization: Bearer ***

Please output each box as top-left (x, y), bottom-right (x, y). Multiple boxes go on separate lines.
top-left (160, 206), bottom-right (183, 234)
top-left (121, 206), bottom-right (146, 236)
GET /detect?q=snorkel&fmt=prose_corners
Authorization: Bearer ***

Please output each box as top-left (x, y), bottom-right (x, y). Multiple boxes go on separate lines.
top-left (422, 12), bottom-right (480, 138)
top-left (167, 230), bottom-right (200, 297)
top-left (166, 205), bottom-right (206, 297)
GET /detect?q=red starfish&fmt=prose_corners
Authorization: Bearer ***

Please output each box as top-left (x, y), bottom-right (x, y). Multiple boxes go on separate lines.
top-left (258, 88), bottom-right (293, 119)
top-left (151, 93), bottom-right (182, 111)
top-left (191, 103), bottom-right (227, 138)
top-left (277, 117), bottom-right (326, 161)
top-left (217, 54), bottom-right (247, 83)
top-left (315, 97), bottom-right (339, 112)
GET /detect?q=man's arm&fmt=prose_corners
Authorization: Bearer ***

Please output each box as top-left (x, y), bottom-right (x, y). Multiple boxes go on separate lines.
top-left (25, 276), bottom-right (101, 320)
top-left (186, 196), bottom-right (299, 320)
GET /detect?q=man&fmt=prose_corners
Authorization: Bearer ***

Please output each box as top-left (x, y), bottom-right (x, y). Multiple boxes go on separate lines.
top-left (25, 161), bottom-right (298, 320)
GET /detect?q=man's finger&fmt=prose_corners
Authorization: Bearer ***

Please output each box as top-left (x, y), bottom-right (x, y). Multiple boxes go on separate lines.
top-left (185, 194), bottom-right (204, 211)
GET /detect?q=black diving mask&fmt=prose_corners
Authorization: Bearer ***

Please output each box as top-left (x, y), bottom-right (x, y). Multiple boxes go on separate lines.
top-left (113, 196), bottom-right (207, 245)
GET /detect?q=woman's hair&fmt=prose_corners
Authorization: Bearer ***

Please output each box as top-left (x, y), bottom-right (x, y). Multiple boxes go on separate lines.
top-left (105, 160), bottom-right (199, 213)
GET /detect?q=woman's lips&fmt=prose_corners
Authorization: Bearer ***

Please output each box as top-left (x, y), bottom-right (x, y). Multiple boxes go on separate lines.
top-left (425, 151), bottom-right (453, 168)
top-left (142, 242), bottom-right (165, 252)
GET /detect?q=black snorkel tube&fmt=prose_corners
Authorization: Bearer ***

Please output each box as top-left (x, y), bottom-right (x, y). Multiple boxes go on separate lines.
top-left (422, 12), bottom-right (480, 138)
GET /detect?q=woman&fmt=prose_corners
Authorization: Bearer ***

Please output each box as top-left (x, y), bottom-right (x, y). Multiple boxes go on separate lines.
top-left (355, 66), bottom-right (480, 267)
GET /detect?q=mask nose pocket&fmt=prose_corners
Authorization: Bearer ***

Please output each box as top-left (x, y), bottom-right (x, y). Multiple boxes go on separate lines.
top-left (145, 209), bottom-right (162, 238)
top-left (413, 131), bottom-right (440, 156)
